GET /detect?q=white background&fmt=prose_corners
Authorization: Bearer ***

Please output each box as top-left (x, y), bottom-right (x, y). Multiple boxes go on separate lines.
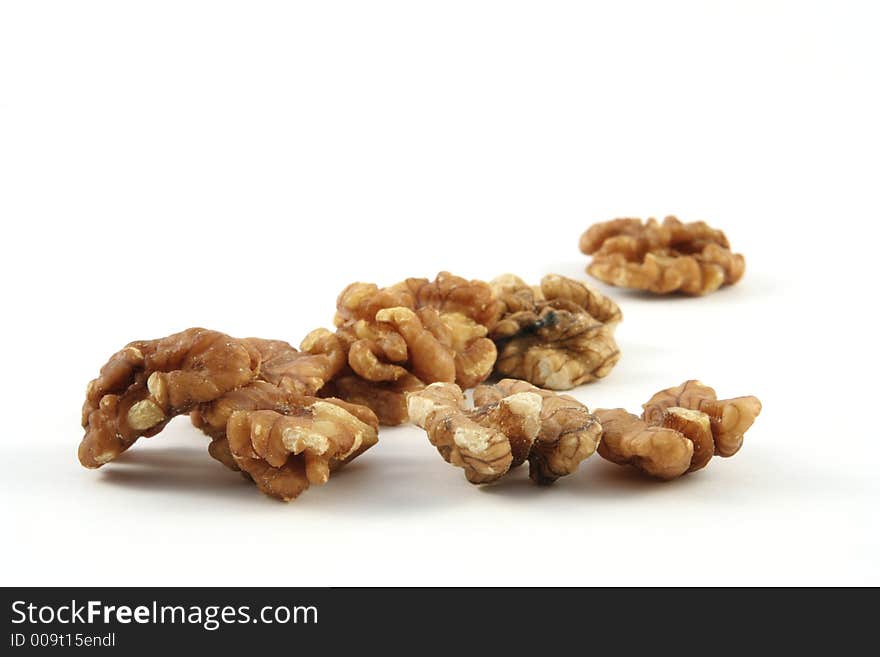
top-left (1, 1), bottom-right (877, 586)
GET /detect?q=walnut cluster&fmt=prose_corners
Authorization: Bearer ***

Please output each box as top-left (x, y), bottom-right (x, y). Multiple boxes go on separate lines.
top-left (596, 380), bottom-right (762, 479)
top-left (489, 274), bottom-right (622, 390)
top-left (80, 328), bottom-right (378, 501)
top-left (320, 272), bottom-right (623, 423)
top-left (580, 216), bottom-right (745, 295)
top-left (78, 261), bottom-right (764, 502)
top-left (406, 379), bottom-right (602, 485)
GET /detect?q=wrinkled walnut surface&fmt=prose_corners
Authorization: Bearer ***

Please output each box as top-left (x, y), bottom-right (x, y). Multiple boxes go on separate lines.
top-left (641, 380), bottom-right (762, 458)
top-left (335, 271), bottom-right (503, 329)
top-left (490, 274), bottom-right (622, 390)
top-left (321, 373), bottom-right (425, 427)
top-left (244, 329), bottom-right (346, 397)
top-left (407, 379), bottom-right (600, 485)
top-left (225, 398), bottom-right (378, 501)
top-left (580, 216), bottom-right (745, 295)
top-left (80, 328), bottom-right (262, 468)
top-left (596, 380), bottom-right (762, 479)
top-left (81, 328), bottom-right (378, 501)
top-left (474, 379), bottom-right (602, 484)
top-left (328, 272), bottom-right (500, 423)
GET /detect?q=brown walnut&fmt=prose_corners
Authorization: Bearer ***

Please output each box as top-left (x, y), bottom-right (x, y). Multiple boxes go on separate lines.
top-left (80, 328), bottom-right (378, 501)
top-left (224, 398), bottom-right (378, 501)
top-left (580, 216), bottom-right (746, 295)
top-left (320, 374), bottom-right (425, 427)
top-left (407, 379), bottom-right (601, 485)
top-left (489, 274), bottom-right (622, 390)
top-left (79, 328), bottom-right (262, 468)
top-left (596, 380), bottom-right (762, 479)
top-left (328, 272), bottom-right (500, 423)
top-left (473, 379), bottom-right (602, 484)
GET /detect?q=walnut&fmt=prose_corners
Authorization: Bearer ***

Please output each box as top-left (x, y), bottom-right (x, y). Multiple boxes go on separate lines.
top-left (225, 398), bottom-right (379, 501)
top-left (489, 274), bottom-right (621, 390)
top-left (596, 380), bottom-right (762, 478)
top-left (406, 382), bottom-right (538, 484)
top-left (247, 328), bottom-right (346, 396)
top-left (473, 379), bottom-right (602, 484)
top-left (401, 271), bottom-right (504, 329)
top-left (329, 272), bottom-right (500, 422)
top-left (79, 328), bottom-right (262, 468)
top-left (640, 380), bottom-right (762, 457)
top-left (80, 328), bottom-right (372, 501)
top-left (437, 311), bottom-right (497, 388)
top-left (191, 380), bottom-right (297, 469)
top-left (580, 215), bottom-right (745, 295)
top-left (407, 379), bottom-right (600, 485)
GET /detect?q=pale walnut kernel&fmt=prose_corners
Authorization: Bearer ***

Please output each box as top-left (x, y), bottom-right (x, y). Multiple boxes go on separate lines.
top-left (641, 380), bottom-right (762, 457)
top-left (409, 380), bottom-right (601, 485)
top-left (490, 274), bottom-right (621, 390)
top-left (580, 215), bottom-right (746, 295)
top-left (474, 379), bottom-right (603, 484)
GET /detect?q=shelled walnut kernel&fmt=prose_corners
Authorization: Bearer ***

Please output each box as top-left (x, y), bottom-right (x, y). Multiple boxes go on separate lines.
top-left (407, 379), bottom-right (601, 485)
top-left (80, 328), bottom-right (379, 502)
top-left (326, 272), bottom-right (501, 424)
top-left (580, 216), bottom-right (745, 295)
top-left (596, 380), bottom-right (761, 478)
top-left (489, 274), bottom-right (622, 389)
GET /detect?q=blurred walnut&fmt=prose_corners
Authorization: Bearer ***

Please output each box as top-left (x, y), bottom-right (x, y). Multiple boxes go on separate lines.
top-left (474, 379), bottom-right (602, 484)
top-left (79, 328), bottom-right (262, 468)
top-left (329, 272), bottom-right (500, 422)
top-left (489, 274), bottom-right (621, 390)
top-left (408, 380), bottom-right (600, 485)
top-left (596, 380), bottom-right (762, 479)
top-left (580, 216), bottom-right (745, 295)
top-left (226, 398), bottom-right (379, 501)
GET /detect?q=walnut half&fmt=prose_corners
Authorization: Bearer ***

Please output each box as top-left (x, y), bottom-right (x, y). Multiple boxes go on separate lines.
top-left (581, 216), bottom-right (746, 295)
top-left (79, 328), bottom-right (263, 468)
top-left (225, 398), bottom-right (379, 501)
top-left (489, 274), bottom-right (622, 390)
top-left (81, 328), bottom-right (378, 502)
top-left (596, 380), bottom-right (762, 479)
top-left (407, 380), bottom-right (601, 485)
